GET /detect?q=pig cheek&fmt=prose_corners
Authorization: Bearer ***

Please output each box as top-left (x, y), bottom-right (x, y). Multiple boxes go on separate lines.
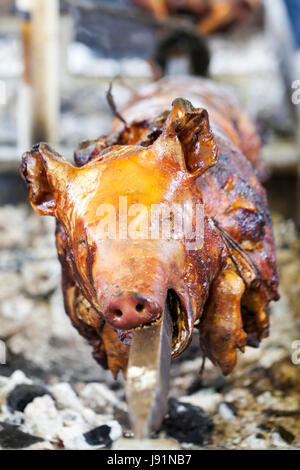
top-left (182, 254), bottom-right (208, 322)
top-left (71, 241), bottom-right (100, 307)
top-left (91, 272), bottom-right (112, 314)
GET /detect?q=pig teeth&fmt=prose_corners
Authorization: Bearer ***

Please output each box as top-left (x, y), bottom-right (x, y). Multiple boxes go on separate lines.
top-left (132, 316), bottom-right (163, 332)
top-left (116, 316), bottom-right (163, 345)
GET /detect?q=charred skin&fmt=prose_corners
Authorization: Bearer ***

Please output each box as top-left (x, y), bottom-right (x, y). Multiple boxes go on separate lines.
top-left (20, 77), bottom-right (279, 377)
top-left (132, 0), bottom-right (261, 35)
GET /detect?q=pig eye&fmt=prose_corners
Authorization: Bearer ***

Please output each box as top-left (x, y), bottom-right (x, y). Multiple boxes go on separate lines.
top-left (136, 304), bottom-right (144, 312)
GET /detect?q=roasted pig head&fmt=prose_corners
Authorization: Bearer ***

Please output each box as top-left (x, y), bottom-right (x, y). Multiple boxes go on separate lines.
top-left (20, 78), bottom-right (279, 378)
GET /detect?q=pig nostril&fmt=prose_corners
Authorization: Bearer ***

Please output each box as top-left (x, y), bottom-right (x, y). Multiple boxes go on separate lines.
top-left (114, 309), bottom-right (123, 317)
top-left (136, 304), bottom-right (144, 312)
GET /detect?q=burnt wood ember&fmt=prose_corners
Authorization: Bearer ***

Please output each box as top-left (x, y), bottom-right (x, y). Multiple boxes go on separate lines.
top-left (161, 398), bottom-right (214, 445)
top-left (83, 424), bottom-right (113, 448)
top-left (20, 76), bottom-right (279, 380)
top-left (7, 384), bottom-right (53, 412)
top-left (0, 422), bottom-right (43, 449)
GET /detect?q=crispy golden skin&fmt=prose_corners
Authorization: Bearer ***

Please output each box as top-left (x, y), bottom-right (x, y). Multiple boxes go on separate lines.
top-left (20, 77), bottom-right (278, 377)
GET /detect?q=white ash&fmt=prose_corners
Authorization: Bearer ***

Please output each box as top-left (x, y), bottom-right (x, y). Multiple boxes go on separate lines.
top-left (50, 289), bottom-right (75, 341)
top-left (59, 432), bottom-right (95, 451)
top-left (60, 420), bottom-right (122, 450)
top-left (22, 395), bottom-right (63, 442)
top-left (26, 442), bottom-right (55, 451)
top-left (0, 272), bottom-right (22, 299)
top-left (1, 404), bottom-right (23, 427)
top-left (224, 388), bottom-right (251, 407)
top-left (0, 370), bottom-right (123, 450)
top-left (271, 432), bottom-right (290, 448)
top-left (240, 434), bottom-right (268, 450)
top-left (21, 260), bottom-right (60, 297)
top-left (49, 383), bottom-right (115, 429)
top-left (218, 403), bottom-right (235, 421)
top-left (1, 295), bottom-right (34, 322)
top-left (109, 421), bottom-right (123, 442)
top-left (0, 206), bottom-right (31, 249)
top-left (176, 356), bottom-right (207, 375)
top-left (180, 389), bottom-right (222, 414)
top-left (50, 383), bottom-right (84, 412)
top-left (79, 382), bottom-right (126, 412)
top-left (256, 391), bottom-right (298, 412)
top-left (0, 371), bottom-right (32, 405)
top-left (7, 304), bottom-right (52, 362)
top-left (60, 409), bottom-right (85, 427)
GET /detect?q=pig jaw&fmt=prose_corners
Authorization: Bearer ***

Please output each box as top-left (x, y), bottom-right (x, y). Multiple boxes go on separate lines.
top-left (114, 288), bottom-right (194, 357)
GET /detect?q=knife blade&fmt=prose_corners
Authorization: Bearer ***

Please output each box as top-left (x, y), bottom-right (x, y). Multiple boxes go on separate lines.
top-left (125, 304), bottom-right (173, 439)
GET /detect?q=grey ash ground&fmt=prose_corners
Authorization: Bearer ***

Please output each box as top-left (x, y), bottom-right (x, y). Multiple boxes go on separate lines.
top-left (0, 205), bottom-right (300, 449)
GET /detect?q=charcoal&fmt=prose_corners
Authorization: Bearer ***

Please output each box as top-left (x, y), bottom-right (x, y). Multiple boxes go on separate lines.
top-left (161, 398), bottom-right (214, 446)
top-left (83, 425), bottom-right (112, 448)
top-left (0, 422), bottom-right (43, 449)
top-left (7, 384), bottom-right (52, 412)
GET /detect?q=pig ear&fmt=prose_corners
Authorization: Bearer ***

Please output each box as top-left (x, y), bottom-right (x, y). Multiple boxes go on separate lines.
top-left (163, 98), bottom-right (219, 177)
top-left (20, 143), bottom-right (73, 216)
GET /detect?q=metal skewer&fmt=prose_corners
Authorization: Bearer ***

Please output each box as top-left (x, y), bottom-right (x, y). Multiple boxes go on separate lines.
top-left (126, 304), bottom-right (173, 439)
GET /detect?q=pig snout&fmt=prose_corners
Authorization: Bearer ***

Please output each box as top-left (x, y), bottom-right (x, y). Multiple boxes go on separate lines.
top-left (105, 293), bottom-right (161, 330)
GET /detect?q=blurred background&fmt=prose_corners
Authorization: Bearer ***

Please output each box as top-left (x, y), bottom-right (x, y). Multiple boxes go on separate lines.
top-left (0, 0), bottom-right (300, 450)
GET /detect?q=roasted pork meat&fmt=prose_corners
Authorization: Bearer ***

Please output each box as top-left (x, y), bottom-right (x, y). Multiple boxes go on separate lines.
top-left (20, 76), bottom-right (278, 378)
